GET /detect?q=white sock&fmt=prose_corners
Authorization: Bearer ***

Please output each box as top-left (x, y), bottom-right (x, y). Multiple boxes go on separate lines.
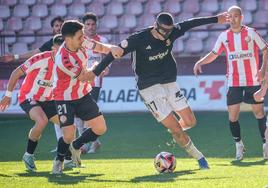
top-left (74, 117), bottom-right (85, 136)
top-left (54, 124), bottom-right (62, 141)
top-left (184, 139), bottom-right (204, 160)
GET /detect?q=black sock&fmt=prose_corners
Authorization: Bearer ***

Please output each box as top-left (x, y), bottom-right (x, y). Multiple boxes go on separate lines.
top-left (229, 121), bottom-right (241, 142)
top-left (56, 137), bottom-right (70, 162)
top-left (257, 116), bottom-right (267, 143)
top-left (73, 128), bottom-right (99, 150)
top-left (26, 139), bottom-right (38, 154)
top-left (64, 149), bottom-right (72, 161)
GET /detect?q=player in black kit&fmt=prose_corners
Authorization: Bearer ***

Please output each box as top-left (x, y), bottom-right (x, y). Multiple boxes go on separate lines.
top-left (83, 12), bottom-right (230, 169)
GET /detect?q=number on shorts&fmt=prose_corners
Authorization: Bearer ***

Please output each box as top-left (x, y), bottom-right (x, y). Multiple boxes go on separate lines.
top-left (147, 101), bottom-right (158, 112)
top-left (57, 104), bottom-right (67, 115)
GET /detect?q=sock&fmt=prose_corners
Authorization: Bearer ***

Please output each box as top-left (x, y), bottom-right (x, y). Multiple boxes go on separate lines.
top-left (257, 116), bottom-right (267, 143)
top-left (184, 139), bottom-right (204, 160)
top-left (229, 121), bottom-right (241, 142)
top-left (74, 117), bottom-right (85, 136)
top-left (64, 149), bottom-right (72, 161)
top-left (26, 139), bottom-right (38, 154)
top-left (72, 128), bottom-right (99, 150)
top-left (56, 137), bottom-right (70, 162)
top-left (54, 124), bottom-right (62, 141)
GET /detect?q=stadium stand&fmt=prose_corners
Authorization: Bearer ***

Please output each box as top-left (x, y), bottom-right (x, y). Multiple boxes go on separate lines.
top-left (0, 0), bottom-right (267, 56)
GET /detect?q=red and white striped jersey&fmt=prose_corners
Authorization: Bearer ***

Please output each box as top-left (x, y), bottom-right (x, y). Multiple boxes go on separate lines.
top-left (213, 26), bottom-right (267, 87)
top-left (19, 51), bottom-right (54, 104)
top-left (87, 35), bottom-right (108, 87)
top-left (53, 41), bottom-right (94, 101)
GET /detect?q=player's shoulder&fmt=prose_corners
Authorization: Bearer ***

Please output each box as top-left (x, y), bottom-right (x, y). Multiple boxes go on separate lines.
top-left (28, 51), bottom-right (51, 64)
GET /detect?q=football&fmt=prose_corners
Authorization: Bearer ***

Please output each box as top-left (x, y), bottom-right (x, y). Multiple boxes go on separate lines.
top-left (154, 151), bottom-right (176, 173)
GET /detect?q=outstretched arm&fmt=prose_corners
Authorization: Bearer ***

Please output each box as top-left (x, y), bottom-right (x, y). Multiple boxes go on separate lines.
top-left (176, 12), bottom-right (230, 35)
top-left (193, 52), bottom-right (219, 76)
top-left (0, 49), bottom-right (40, 63)
top-left (0, 67), bottom-right (24, 111)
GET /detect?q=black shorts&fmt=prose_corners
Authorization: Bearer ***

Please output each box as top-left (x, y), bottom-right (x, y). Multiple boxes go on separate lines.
top-left (55, 93), bottom-right (102, 127)
top-left (227, 86), bottom-right (264, 105)
top-left (20, 99), bottom-right (57, 119)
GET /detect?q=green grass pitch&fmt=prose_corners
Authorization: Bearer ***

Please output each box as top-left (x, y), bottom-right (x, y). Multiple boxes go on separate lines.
top-left (0, 112), bottom-right (267, 188)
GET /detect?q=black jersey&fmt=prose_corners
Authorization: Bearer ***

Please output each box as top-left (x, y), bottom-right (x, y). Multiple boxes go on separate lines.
top-left (39, 38), bottom-right (53, 52)
top-left (94, 16), bottom-right (218, 90)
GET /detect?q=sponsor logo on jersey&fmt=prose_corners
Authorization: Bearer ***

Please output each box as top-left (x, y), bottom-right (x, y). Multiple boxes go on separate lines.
top-left (228, 52), bottom-right (253, 60)
top-left (149, 49), bottom-right (169, 61)
top-left (145, 45), bottom-right (152, 50)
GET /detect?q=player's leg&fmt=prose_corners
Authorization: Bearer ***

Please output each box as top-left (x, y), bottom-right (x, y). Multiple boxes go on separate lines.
top-left (245, 86), bottom-right (267, 159)
top-left (139, 84), bottom-right (208, 169)
top-left (227, 87), bottom-right (244, 160)
top-left (70, 94), bottom-right (106, 159)
top-left (264, 128), bottom-right (268, 160)
top-left (87, 87), bottom-right (102, 153)
top-left (20, 100), bottom-right (49, 171)
top-left (52, 101), bottom-right (76, 174)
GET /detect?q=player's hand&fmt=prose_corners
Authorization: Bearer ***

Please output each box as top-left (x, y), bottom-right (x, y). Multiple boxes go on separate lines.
top-left (217, 12), bottom-right (231, 24)
top-left (0, 96), bottom-right (11, 111)
top-left (87, 70), bottom-right (96, 83)
top-left (254, 88), bottom-right (266, 102)
top-left (193, 62), bottom-right (203, 76)
top-left (111, 46), bottom-right (123, 58)
top-left (0, 54), bottom-right (14, 63)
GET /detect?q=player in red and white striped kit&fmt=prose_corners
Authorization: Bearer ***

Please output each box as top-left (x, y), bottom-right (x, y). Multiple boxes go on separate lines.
top-left (0, 35), bottom-right (64, 172)
top-left (52, 20), bottom-right (123, 174)
top-left (78, 12), bottom-right (110, 154)
top-left (193, 6), bottom-right (268, 161)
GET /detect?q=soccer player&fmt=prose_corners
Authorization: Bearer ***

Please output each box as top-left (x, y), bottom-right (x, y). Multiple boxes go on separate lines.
top-left (0, 16), bottom-right (64, 63)
top-left (193, 6), bottom-right (268, 160)
top-left (0, 34), bottom-right (64, 171)
top-left (52, 20), bottom-right (122, 174)
top-left (80, 12), bottom-right (230, 169)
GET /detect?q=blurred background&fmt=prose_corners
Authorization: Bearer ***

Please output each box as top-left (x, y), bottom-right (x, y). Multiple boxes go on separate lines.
top-left (0, 0), bottom-right (267, 113)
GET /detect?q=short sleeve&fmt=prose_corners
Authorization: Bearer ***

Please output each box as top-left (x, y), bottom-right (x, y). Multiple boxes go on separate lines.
top-left (252, 29), bottom-right (267, 50)
top-left (212, 34), bottom-right (225, 55)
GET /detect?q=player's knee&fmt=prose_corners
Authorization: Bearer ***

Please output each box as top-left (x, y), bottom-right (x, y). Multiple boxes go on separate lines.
top-left (63, 135), bottom-right (73, 144)
top-left (36, 116), bottom-right (48, 128)
top-left (98, 123), bottom-right (107, 135)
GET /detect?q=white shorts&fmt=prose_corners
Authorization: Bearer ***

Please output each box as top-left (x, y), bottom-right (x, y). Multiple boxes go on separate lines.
top-left (139, 82), bottom-right (189, 122)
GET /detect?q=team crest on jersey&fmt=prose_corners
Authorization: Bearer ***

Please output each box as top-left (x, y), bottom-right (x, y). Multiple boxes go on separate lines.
top-left (166, 39), bottom-right (171, 46)
top-left (245, 36), bottom-right (251, 43)
top-left (60, 115), bottom-right (67, 123)
top-left (120, 40), bottom-right (128, 48)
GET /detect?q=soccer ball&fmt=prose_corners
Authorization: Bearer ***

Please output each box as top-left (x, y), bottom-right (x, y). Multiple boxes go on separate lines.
top-left (154, 151), bottom-right (176, 173)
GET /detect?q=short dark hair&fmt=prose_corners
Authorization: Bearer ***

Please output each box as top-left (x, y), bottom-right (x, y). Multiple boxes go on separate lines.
top-left (156, 12), bottom-right (174, 26)
top-left (82, 12), bottom-right (97, 23)
top-left (50, 16), bottom-right (64, 27)
top-left (61, 20), bottom-right (84, 37)
top-left (53, 34), bottom-right (64, 46)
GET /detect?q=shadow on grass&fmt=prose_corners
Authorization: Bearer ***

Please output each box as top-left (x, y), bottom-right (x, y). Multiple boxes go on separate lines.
top-left (131, 169), bottom-right (198, 183)
top-left (230, 159), bottom-right (267, 167)
top-left (15, 171), bottom-right (104, 185)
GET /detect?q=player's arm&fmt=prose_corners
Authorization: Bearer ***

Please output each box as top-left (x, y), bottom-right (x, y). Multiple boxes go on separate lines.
top-left (0, 49), bottom-right (40, 63)
top-left (0, 66), bottom-right (24, 111)
top-left (83, 36), bottom-right (123, 57)
top-left (174, 12), bottom-right (229, 38)
top-left (193, 52), bottom-right (218, 76)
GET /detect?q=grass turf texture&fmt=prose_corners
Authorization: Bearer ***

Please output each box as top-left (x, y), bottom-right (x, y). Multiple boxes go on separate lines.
top-left (0, 112), bottom-right (267, 188)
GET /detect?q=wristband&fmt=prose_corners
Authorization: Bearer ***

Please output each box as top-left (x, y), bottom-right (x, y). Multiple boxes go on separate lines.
top-left (14, 54), bottom-right (19, 60)
top-left (5, 91), bottom-right (12, 97)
